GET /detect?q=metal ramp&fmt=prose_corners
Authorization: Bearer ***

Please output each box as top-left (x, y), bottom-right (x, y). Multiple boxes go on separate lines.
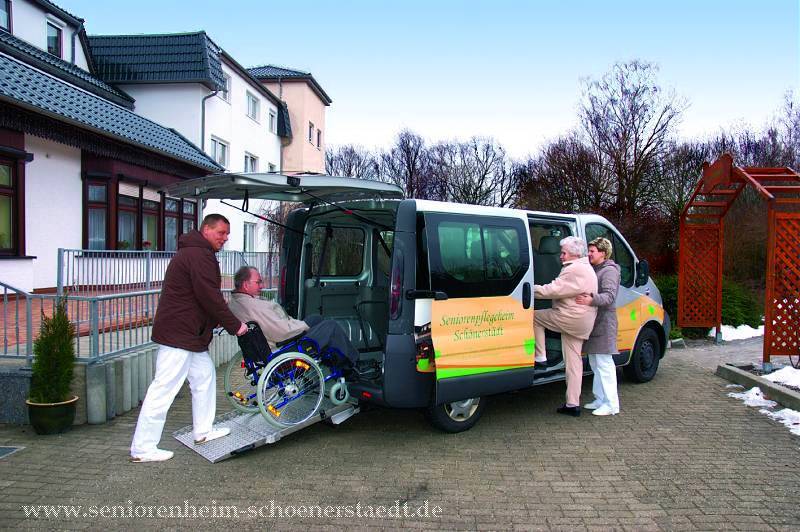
top-left (173, 399), bottom-right (359, 463)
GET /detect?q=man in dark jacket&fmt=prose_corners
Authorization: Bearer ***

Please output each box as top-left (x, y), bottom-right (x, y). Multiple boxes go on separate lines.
top-left (131, 214), bottom-right (247, 463)
top-left (575, 237), bottom-right (621, 416)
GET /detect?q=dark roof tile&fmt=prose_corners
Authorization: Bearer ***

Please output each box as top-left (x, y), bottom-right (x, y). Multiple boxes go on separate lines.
top-left (0, 31), bottom-right (134, 108)
top-left (0, 53), bottom-right (221, 170)
top-left (88, 32), bottom-right (225, 90)
top-left (248, 64), bottom-right (331, 105)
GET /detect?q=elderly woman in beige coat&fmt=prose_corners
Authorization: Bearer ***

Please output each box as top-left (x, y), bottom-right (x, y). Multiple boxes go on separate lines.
top-left (534, 236), bottom-right (598, 416)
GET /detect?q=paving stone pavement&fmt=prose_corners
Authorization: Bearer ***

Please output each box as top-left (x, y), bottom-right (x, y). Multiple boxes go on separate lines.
top-left (1, 340), bottom-right (799, 531)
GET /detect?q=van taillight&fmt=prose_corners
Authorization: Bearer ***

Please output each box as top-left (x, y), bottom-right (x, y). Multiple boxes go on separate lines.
top-left (389, 250), bottom-right (404, 320)
top-left (279, 265), bottom-right (286, 302)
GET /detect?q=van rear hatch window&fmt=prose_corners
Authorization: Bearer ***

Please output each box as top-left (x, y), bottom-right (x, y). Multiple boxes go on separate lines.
top-left (310, 226), bottom-right (365, 276)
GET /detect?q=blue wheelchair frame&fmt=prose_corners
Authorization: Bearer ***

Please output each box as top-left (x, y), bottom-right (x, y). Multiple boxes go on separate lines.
top-left (237, 330), bottom-right (347, 411)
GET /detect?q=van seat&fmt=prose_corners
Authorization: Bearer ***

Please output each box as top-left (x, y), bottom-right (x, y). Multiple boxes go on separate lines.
top-left (332, 317), bottom-right (380, 352)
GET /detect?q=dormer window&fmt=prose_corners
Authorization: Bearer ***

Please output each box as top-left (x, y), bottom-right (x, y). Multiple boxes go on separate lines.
top-left (46, 22), bottom-right (62, 58)
top-left (1, 1), bottom-right (11, 32)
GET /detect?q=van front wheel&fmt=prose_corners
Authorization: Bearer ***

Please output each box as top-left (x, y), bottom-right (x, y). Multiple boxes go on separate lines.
top-left (425, 397), bottom-right (486, 433)
top-left (623, 328), bottom-right (660, 383)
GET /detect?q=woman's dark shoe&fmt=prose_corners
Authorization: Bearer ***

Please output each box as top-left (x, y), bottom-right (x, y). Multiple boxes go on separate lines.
top-left (556, 404), bottom-right (581, 417)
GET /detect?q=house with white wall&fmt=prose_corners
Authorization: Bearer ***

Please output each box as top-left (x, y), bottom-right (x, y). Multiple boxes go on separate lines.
top-left (249, 65), bottom-right (331, 175)
top-left (87, 32), bottom-right (293, 255)
top-left (0, 0), bottom-right (220, 292)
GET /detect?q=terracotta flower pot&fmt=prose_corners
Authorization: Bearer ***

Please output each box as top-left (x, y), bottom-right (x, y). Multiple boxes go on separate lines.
top-left (26, 396), bottom-right (79, 435)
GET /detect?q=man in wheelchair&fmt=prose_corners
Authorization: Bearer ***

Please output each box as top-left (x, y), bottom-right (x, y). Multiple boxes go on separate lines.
top-left (228, 266), bottom-right (359, 369)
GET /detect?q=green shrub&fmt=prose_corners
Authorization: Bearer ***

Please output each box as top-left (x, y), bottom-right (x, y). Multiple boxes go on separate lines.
top-left (29, 300), bottom-right (75, 403)
top-left (653, 274), bottom-right (761, 338)
top-left (721, 279), bottom-right (762, 328)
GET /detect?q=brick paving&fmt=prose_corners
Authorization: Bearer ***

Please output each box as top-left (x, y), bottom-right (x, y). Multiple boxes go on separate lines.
top-left (0, 342), bottom-right (799, 530)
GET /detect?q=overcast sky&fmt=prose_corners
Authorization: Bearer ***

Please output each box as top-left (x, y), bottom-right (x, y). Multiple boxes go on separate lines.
top-left (61, 0), bottom-right (799, 159)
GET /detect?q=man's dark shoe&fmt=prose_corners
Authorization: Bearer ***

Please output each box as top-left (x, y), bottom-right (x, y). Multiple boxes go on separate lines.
top-left (557, 404), bottom-right (581, 417)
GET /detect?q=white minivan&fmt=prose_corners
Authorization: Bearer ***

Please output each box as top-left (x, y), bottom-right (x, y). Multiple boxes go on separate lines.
top-left (168, 174), bottom-right (669, 432)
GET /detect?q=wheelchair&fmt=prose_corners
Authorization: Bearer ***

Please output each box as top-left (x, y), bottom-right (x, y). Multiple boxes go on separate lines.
top-left (223, 322), bottom-right (351, 428)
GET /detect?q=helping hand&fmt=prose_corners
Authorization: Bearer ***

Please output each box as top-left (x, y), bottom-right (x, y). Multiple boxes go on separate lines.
top-left (575, 293), bottom-right (592, 306)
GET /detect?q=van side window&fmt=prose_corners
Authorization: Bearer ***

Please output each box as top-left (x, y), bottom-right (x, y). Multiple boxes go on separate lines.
top-left (585, 223), bottom-right (634, 287)
top-left (426, 213), bottom-right (528, 298)
top-left (310, 226), bottom-right (364, 276)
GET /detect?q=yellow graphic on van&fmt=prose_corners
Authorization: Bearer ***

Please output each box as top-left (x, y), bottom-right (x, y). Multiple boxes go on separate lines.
top-left (616, 295), bottom-right (664, 352)
top-left (431, 296), bottom-right (534, 380)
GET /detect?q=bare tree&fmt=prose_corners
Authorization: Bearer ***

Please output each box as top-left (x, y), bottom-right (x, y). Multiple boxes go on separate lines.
top-left (652, 140), bottom-right (710, 249)
top-left (378, 129), bottom-right (437, 199)
top-left (515, 134), bottom-right (609, 213)
top-left (325, 144), bottom-right (379, 178)
top-left (579, 60), bottom-right (687, 217)
top-left (427, 137), bottom-right (511, 206)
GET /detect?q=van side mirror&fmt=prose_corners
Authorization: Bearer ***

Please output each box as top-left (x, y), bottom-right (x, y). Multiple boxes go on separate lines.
top-left (635, 259), bottom-right (649, 287)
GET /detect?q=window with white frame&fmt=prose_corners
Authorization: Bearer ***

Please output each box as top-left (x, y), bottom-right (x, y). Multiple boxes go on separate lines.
top-left (1, 0), bottom-right (11, 32)
top-left (268, 163), bottom-right (276, 173)
top-left (210, 137), bottom-right (228, 167)
top-left (243, 222), bottom-right (256, 252)
top-left (246, 92), bottom-right (260, 121)
top-left (268, 109), bottom-right (277, 134)
top-left (308, 122), bottom-right (314, 143)
top-left (244, 152), bottom-right (258, 172)
top-left (219, 73), bottom-right (231, 102)
top-left (46, 22), bottom-right (62, 58)
top-left (316, 129), bottom-right (322, 148)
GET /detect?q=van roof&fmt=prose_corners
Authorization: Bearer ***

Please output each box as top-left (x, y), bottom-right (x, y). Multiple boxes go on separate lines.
top-left (414, 199), bottom-right (588, 222)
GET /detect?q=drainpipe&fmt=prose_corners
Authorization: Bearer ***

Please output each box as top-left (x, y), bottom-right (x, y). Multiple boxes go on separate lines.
top-left (200, 90), bottom-right (219, 151)
top-left (70, 23), bottom-right (83, 64)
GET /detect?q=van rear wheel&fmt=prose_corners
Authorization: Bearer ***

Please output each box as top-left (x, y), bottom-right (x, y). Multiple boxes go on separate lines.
top-left (425, 397), bottom-right (486, 433)
top-left (623, 328), bottom-right (660, 383)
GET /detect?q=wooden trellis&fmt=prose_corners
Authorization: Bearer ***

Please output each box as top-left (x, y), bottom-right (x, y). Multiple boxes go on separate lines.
top-left (678, 153), bottom-right (800, 366)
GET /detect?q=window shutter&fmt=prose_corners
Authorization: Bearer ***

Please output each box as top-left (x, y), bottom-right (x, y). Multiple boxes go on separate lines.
top-left (118, 182), bottom-right (139, 198)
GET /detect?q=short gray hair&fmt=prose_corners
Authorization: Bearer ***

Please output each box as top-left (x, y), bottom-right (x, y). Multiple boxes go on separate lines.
top-left (560, 236), bottom-right (587, 258)
top-left (233, 266), bottom-right (258, 290)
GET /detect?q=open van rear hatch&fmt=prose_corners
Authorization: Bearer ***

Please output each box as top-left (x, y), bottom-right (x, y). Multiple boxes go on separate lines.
top-left (164, 173), bottom-right (404, 203)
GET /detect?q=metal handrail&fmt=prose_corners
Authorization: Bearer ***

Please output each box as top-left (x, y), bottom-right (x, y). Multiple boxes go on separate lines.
top-left (1, 282), bottom-right (278, 364)
top-left (0, 280), bottom-right (33, 364)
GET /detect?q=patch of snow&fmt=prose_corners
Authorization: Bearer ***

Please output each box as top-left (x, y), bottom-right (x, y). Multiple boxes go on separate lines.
top-left (759, 408), bottom-right (800, 436)
top-left (762, 366), bottom-right (800, 389)
top-left (708, 324), bottom-right (764, 341)
top-left (725, 384), bottom-right (744, 389)
top-left (727, 386), bottom-right (777, 408)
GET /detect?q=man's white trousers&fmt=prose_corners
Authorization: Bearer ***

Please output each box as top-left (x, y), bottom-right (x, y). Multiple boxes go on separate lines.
top-left (131, 345), bottom-right (216, 455)
top-left (588, 354), bottom-right (619, 411)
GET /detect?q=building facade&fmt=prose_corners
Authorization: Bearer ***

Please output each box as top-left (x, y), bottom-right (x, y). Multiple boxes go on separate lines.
top-left (249, 65), bottom-right (332, 175)
top-left (0, 0), bottom-right (221, 291)
top-left (87, 32), bottom-right (293, 255)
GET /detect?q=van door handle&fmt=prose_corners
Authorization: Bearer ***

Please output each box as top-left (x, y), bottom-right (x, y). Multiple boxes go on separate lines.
top-left (406, 289), bottom-right (449, 301)
top-left (522, 282), bottom-right (531, 309)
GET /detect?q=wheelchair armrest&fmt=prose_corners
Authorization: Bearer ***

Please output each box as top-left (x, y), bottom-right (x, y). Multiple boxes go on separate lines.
top-left (276, 332), bottom-right (307, 348)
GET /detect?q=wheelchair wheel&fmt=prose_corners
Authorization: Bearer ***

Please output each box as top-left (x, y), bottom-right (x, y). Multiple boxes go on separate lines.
top-left (257, 352), bottom-right (324, 428)
top-left (223, 351), bottom-right (261, 414)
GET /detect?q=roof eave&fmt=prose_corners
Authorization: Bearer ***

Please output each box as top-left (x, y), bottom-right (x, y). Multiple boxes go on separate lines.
top-left (252, 72), bottom-right (332, 105)
top-left (0, 45), bottom-right (135, 109)
top-left (219, 52), bottom-right (283, 107)
top-left (0, 95), bottom-right (220, 172)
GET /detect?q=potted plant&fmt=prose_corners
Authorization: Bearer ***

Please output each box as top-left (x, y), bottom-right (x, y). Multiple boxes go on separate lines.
top-left (26, 299), bottom-right (78, 434)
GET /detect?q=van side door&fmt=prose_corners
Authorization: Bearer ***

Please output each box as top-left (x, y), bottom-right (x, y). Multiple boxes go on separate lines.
top-left (583, 221), bottom-right (642, 356)
top-left (423, 211), bottom-right (535, 404)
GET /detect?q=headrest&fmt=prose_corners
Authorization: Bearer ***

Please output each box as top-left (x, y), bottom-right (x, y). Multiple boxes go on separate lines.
top-left (539, 236), bottom-right (561, 254)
